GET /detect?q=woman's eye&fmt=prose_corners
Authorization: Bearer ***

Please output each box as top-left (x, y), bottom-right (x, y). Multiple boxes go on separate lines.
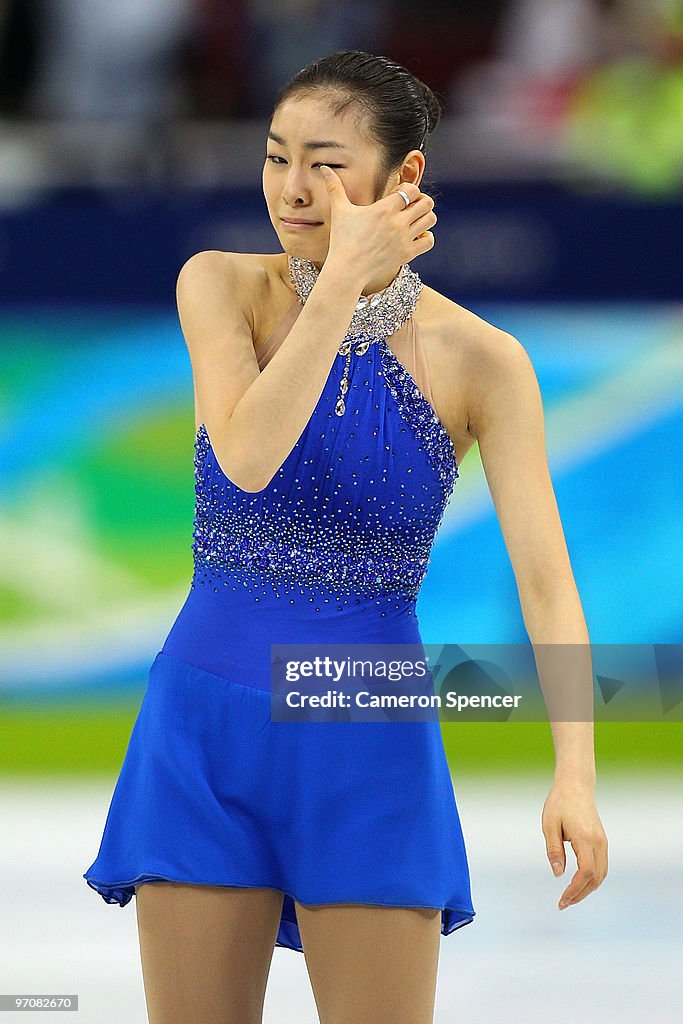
top-left (265, 156), bottom-right (343, 169)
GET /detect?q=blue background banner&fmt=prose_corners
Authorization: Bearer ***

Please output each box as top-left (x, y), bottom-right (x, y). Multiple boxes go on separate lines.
top-left (1, 183), bottom-right (682, 304)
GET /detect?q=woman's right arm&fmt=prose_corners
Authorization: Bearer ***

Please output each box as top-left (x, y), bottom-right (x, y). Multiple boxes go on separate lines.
top-left (176, 250), bottom-right (366, 492)
top-left (177, 173), bottom-right (435, 492)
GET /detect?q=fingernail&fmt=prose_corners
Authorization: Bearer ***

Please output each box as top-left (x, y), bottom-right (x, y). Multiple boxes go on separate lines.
top-left (319, 165), bottom-right (331, 177)
top-left (552, 862), bottom-right (563, 875)
top-left (559, 898), bottom-right (571, 909)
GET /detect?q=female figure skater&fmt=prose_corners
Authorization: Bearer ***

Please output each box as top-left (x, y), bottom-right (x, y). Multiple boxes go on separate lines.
top-left (84, 50), bottom-right (608, 1024)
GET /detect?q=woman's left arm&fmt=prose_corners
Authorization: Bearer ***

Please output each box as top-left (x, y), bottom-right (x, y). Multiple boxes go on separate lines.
top-left (465, 327), bottom-right (609, 911)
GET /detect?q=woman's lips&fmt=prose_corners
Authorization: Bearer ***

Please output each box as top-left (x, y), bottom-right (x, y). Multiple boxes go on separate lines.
top-left (281, 219), bottom-right (322, 229)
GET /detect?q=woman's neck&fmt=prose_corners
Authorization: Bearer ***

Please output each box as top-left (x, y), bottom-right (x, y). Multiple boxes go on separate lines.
top-left (311, 258), bottom-right (404, 297)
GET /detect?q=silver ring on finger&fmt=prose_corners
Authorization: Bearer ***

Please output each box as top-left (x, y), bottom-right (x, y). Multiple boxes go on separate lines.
top-left (396, 189), bottom-right (411, 208)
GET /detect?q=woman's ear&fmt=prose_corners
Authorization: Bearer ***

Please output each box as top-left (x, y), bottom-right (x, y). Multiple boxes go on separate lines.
top-left (401, 152), bottom-right (426, 189)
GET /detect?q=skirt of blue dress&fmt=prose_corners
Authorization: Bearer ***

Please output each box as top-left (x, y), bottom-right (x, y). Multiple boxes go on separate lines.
top-left (83, 650), bottom-right (476, 952)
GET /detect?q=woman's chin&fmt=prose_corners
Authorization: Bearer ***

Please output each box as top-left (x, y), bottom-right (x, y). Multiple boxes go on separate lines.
top-left (281, 238), bottom-right (329, 260)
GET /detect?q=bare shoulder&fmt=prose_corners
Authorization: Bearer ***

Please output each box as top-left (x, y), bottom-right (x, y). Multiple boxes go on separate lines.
top-left (175, 252), bottom-right (282, 432)
top-left (420, 284), bottom-right (523, 364)
top-left (178, 248), bottom-right (268, 310)
top-left (177, 250), bottom-right (292, 347)
top-left (418, 285), bottom-right (532, 449)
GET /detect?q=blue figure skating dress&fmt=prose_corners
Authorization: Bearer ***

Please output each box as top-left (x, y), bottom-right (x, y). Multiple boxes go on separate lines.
top-left (83, 255), bottom-right (476, 952)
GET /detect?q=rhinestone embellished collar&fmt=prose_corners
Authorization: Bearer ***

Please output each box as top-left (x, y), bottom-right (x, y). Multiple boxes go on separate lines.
top-left (288, 255), bottom-right (423, 340)
top-left (287, 255), bottom-right (424, 416)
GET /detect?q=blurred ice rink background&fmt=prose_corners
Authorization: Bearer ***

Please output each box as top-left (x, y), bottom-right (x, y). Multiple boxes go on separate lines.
top-left (1, 775), bottom-right (681, 1023)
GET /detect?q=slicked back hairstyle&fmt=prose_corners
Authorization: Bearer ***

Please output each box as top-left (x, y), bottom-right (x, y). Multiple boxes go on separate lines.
top-left (271, 50), bottom-right (444, 200)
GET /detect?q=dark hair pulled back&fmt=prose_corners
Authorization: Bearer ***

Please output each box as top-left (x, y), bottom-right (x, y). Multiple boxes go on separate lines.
top-left (271, 50), bottom-right (444, 199)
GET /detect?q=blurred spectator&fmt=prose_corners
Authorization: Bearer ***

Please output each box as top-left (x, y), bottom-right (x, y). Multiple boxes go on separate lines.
top-left (563, 0), bottom-right (683, 194)
top-left (27, 0), bottom-right (195, 121)
top-left (182, 0), bottom-right (251, 118)
top-left (242, 0), bottom-right (386, 117)
top-left (451, 0), bottom-right (604, 137)
top-left (0, 0), bottom-right (38, 116)
top-left (448, 0), bottom-right (683, 196)
top-left (387, 0), bottom-right (505, 109)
